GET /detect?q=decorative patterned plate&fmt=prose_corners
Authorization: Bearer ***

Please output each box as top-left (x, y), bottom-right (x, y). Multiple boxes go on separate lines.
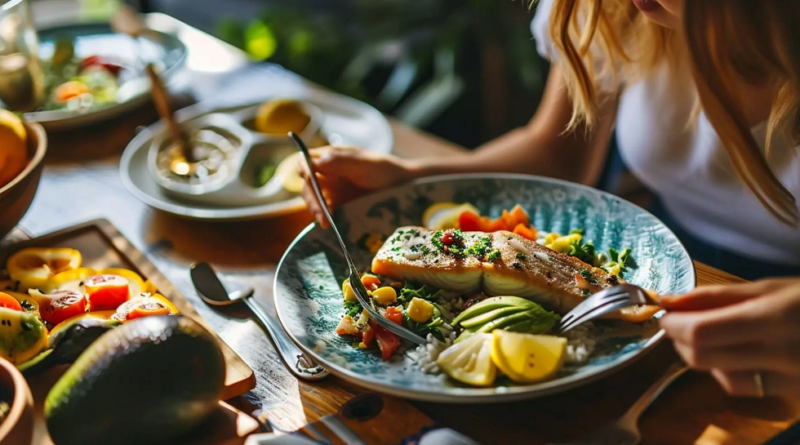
top-left (272, 174), bottom-right (695, 403)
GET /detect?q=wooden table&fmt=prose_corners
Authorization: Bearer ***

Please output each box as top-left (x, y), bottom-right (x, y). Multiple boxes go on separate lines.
top-left (14, 13), bottom-right (800, 445)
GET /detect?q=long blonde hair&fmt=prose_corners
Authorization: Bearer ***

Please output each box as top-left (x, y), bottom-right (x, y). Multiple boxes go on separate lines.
top-left (548, 0), bottom-right (800, 225)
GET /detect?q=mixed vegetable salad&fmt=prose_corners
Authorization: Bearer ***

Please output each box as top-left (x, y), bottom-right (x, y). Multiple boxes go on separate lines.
top-left (40, 39), bottom-right (124, 112)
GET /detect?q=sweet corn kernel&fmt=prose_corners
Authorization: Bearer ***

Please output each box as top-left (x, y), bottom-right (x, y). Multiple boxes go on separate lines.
top-left (407, 297), bottom-right (434, 323)
top-left (342, 280), bottom-right (357, 302)
top-left (608, 264), bottom-right (621, 276)
top-left (372, 286), bottom-right (398, 305)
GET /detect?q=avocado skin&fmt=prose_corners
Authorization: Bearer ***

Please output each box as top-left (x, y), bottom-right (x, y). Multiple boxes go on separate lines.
top-left (45, 315), bottom-right (225, 445)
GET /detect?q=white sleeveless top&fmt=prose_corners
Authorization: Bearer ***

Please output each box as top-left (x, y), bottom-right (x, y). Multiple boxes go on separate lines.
top-left (531, 0), bottom-right (800, 266)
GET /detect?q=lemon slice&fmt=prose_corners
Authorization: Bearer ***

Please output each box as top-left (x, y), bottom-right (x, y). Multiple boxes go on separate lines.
top-left (422, 202), bottom-right (479, 231)
top-left (436, 332), bottom-right (496, 386)
top-left (276, 152), bottom-right (304, 193)
top-left (490, 331), bottom-right (567, 383)
top-left (254, 99), bottom-right (311, 135)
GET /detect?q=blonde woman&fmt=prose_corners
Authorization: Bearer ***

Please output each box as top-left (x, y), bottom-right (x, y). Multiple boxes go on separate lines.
top-left (300, 0), bottom-right (800, 398)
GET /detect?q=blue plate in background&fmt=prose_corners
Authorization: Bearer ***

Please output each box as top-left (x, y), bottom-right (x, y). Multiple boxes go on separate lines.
top-left (24, 22), bottom-right (186, 129)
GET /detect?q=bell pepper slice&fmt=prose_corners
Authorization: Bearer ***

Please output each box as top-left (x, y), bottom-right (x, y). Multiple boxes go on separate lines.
top-left (48, 267), bottom-right (98, 292)
top-left (4, 290), bottom-right (38, 315)
top-left (7, 248), bottom-right (82, 291)
top-left (28, 289), bottom-right (87, 325)
top-left (513, 223), bottom-right (538, 241)
top-left (111, 294), bottom-right (178, 322)
top-left (0, 293), bottom-right (21, 311)
top-left (84, 274), bottom-right (130, 311)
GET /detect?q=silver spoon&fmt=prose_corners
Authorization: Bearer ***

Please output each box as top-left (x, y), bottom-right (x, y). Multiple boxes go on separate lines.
top-left (190, 261), bottom-right (329, 380)
top-left (288, 131), bottom-right (426, 346)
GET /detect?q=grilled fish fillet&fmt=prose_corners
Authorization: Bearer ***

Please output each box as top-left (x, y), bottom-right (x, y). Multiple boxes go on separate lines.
top-left (371, 227), bottom-right (660, 322)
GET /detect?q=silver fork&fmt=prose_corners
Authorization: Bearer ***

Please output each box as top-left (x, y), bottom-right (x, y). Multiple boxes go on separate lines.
top-left (289, 132), bottom-right (427, 346)
top-left (554, 284), bottom-right (658, 334)
top-left (546, 362), bottom-right (689, 445)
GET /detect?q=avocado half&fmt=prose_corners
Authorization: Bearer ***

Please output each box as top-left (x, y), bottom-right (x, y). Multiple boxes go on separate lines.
top-left (45, 315), bottom-right (226, 445)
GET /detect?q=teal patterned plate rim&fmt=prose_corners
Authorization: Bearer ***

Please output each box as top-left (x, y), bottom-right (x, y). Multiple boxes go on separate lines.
top-left (273, 173), bottom-right (696, 403)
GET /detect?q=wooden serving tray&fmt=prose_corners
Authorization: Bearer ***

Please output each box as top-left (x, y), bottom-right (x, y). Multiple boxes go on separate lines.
top-left (0, 219), bottom-right (259, 445)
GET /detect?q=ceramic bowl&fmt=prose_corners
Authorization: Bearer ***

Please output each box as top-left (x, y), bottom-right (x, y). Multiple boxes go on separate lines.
top-left (0, 122), bottom-right (47, 240)
top-left (0, 358), bottom-right (34, 445)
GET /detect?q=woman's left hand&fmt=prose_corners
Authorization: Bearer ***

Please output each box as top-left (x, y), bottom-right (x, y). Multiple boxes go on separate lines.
top-left (660, 279), bottom-right (800, 398)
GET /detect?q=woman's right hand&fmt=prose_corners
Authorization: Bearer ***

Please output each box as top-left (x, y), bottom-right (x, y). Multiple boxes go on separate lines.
top-left (299, 146), bottom-right (417, 228)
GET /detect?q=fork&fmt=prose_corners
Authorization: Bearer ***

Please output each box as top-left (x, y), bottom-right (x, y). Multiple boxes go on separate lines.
top-left (546, 362), bottom-right (689, 445)
top-left (288, 132), bottom-right (427, 346)
top-left (554, 284), bottom-right (659, 334)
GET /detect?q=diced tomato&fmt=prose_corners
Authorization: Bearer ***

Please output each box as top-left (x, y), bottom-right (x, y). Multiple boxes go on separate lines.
top-left (0, 293), bottom-right (21, 311)
top-left (36, 290), bottom-right (87, 325)
top-left (373, 322), bottom-right (400, 361)
top-left (513, 223), bottom-right (538, 241)
top-left (441, 231), bottom-right (455, 245)
top-left (361, 274), bottom-right (382, 291)
top-left (85, 275), bottom-right (130, 311)
top-left (385, 306), bottom-right (404, 325)
top-left (362, 323), bottom-right (375, 347)
top-left (458, 211), bottom-right (482, 231)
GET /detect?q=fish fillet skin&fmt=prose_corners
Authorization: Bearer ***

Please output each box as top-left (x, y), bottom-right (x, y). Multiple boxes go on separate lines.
top-left (371, 226), bottom-right (660, 322)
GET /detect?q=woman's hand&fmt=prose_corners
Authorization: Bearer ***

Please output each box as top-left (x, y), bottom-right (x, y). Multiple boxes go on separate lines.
top-left (660, 279), bottom-right (800, 398)
top-left (299, 146), bottom-right (417, 228)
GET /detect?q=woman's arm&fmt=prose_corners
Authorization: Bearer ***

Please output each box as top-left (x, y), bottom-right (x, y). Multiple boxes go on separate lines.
top-left (410, 64), bottom-right (619, 185)
top-left (301, 64), bottom-right (619, 226)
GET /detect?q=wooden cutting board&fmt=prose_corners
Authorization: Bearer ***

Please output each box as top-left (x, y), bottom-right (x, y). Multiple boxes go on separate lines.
top-left (0, 219), bottom-right (258, 445)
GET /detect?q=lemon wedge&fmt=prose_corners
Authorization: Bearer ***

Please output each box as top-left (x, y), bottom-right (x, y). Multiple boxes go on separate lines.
top-left (490, 331), bottom-right (567, 383)
top-left (422, 202), bottom-right (479, 231)
top-left (436, 332), bottom-right (496, 386)
top-left (275, 152), bottom-right (304, 193)
top-left (254, 99), bottom-right (311, 135)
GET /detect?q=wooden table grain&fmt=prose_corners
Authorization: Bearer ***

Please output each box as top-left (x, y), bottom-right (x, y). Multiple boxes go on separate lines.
top-left (14, 15), bottom-right (800, 445)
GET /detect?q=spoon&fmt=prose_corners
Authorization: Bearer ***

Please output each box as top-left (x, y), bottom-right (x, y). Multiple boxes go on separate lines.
top-left (288, 132), bottom-right (426, 345)
top-left (189, 262), bottom-right (329, 381)
top-left (145, 63), bottom-right (197, 176)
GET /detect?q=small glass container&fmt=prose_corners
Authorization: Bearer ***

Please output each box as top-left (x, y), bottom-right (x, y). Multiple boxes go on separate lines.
top-left (0, 0), bottom-right (44, 111)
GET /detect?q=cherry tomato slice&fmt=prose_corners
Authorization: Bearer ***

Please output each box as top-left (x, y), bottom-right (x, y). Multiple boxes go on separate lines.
top-left (85, 275), bottom-right (130, 311)
top-left (0, 292), bottom-right (22, 311)
top-left (360, 274), bottom-right (382, 290)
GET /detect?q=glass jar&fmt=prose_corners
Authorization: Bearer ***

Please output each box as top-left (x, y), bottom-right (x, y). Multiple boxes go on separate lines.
top-left (0, 0), bottom-right (43, 111)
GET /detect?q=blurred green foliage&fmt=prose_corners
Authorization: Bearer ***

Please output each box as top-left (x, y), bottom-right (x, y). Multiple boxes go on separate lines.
top-left (216, 0), bottom-right (546, 130)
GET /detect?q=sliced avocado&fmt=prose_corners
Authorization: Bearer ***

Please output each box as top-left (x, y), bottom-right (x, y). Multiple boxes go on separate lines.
top-left (459, 306), bottom-right (530, 329)
top-left (452, 296), bottom-right (535, 325)
top-left (19, 316), bottom-right (120, 375)
top-left (0, 307), bottom-right (48, 364)
top-left (476, 304), bottom-right (560, 334)
top-left (45, 315), bottom-right (225, 445)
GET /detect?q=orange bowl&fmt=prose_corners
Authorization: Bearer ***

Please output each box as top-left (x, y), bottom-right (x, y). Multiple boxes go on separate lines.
top-left (0, 122), bottom-right (47, 240)
top-left (0, 358), bottom-right (34, 445)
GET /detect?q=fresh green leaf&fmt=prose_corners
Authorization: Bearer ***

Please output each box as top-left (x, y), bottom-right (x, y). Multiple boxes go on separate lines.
top-left (254, 162), bottom-right (278, 187)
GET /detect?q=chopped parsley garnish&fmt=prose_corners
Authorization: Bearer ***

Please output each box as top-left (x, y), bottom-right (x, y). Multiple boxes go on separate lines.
top-left (398, 282), bottom-right (441, 303)
top-left (391, 247), bottom-right (402, 252)
top-left (516, 253), bottom-right (527, 260)
top-left (343, 301), bottom-right (362, 318)
top-left (421, 245), bottom-right (431, 255)
top-left (579, 269), bottom-right (597, 284)
top-left (466, 236), bottom-right (492, 257)
top-left (487, 250), bottom-right (500, 261)
top-left (569, 239), bottom-right (595, 264)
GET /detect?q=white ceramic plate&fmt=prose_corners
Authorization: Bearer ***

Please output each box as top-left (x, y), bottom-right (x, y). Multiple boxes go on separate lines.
top-left (120, 91), bottom-right (393, 221)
